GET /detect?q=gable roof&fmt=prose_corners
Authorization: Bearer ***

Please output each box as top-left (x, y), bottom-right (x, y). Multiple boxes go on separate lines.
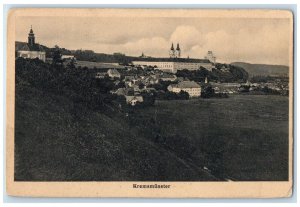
top-left (125, 95), bottom-right (143, 102)
top-left (15, 41), bottom-right (45, 52)
top-left (172, 81), bottom-right (201, 89)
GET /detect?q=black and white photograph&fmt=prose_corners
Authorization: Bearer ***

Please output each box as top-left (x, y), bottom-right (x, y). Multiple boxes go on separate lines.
top-left (6, 8), bottom-right (293, 198)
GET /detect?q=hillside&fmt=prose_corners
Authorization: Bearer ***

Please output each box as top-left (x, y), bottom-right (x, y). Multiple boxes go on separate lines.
top-left (14, 58), bottom-right (217, 181)
top-left (231, 62), bottom-right (289, 77)
top-left (15, 84), bottom-right (219, 181)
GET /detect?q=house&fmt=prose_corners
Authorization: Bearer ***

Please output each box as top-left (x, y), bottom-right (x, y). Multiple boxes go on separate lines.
top-left (141, 88), bottom-right (156, 93)
top-left (167, 81), bottom-right (201, 97)
top-left (125, 95), bottom-right (144, 106)
top-left (111, 88), bottom-right (133, 96)
top-left (61, 55), bottom-right (76, 60)
top-left (107, 69), bottom-right (121, 79)
top-left (95, 72), bottom-right (106, 79)
top-left (16, 27), bottom-right (46, 62)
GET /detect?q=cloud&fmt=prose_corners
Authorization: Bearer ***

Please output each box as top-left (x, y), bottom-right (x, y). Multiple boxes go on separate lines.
top-left (169, 26), bottom-right (205, 51)
top-left (101, 23), bottom-right (290, 65)
top-left (140, 24), bottom-right (290, 65)
top-left (16, 17), bottom-right (290, 65)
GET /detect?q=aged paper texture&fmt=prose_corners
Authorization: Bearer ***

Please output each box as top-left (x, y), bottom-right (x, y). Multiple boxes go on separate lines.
top-left (6, 8), bottom-right (293, 198)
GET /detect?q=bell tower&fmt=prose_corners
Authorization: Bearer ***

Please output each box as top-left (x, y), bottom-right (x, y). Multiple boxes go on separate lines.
top-left (169, 43), bottom-right (175, 58)
top-left (28, 25), bottom-right (35, 46)
top-left (175, 43), bottom-right (181, 58)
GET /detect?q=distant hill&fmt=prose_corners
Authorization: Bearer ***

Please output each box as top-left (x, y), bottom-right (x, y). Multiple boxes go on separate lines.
top-left (231, 62), bottom-right (289, 77)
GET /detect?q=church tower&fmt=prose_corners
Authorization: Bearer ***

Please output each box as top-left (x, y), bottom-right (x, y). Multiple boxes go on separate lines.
top-left (175, 43), bottom-right (181, 58)
top-left (169, 43), bottom-right (175, 58)
top-left (28, 26), bottom-right (35, 46)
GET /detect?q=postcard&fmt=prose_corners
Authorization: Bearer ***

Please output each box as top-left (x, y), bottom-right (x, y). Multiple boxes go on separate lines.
top-left (6, 8), bottom-right (293, 198)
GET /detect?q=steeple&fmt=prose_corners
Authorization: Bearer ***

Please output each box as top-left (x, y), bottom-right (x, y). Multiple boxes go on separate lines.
top-left (175, 43), bottom-right (181, 58)
top-left (170, 43), bottom-right (174, 50)
top-left (169, 43), bottom-right (175, 58)
top-left (28, 25), bottom-right (35, 46)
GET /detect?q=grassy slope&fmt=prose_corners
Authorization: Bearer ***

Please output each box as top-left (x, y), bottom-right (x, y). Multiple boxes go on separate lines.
top-left (15, 85), bottom-right (216, 181)
top-left (231, 62), bottom-right (289, 77)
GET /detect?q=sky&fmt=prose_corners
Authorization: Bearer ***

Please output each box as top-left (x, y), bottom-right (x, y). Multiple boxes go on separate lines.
top-left (15, 16), bottom-right (291, 65)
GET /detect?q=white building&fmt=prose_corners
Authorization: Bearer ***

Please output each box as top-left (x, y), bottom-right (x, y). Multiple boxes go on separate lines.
top-left (107, 69), bottom-right (121, 79)
top-left (16, 27), bottom-right (46, 62)
top-left (167, 81), bottom-right (201, 97)
top-left (61, 55), bottom-right (76, 60)
top-left (205, 51), bottom-right (216, 64)
top-left (125, 95), bottom-right (144, 106)
top-left (132, 58), bottom-right (213, 74)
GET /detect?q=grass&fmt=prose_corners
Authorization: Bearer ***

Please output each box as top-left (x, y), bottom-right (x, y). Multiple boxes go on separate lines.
top-left (15, 83), bottom-right (289, 181)
top-left (129, 95), bottom-right (289, 181)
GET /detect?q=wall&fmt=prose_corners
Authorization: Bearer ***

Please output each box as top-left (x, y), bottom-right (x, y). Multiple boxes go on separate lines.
top-left (17, 50), bottom-right (46, 62)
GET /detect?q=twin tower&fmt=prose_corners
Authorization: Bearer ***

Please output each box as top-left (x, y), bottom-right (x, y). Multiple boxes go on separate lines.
top-left (169, 43), bottom-right (181, 58)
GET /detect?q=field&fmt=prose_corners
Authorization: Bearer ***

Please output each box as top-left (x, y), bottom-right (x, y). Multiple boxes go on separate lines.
top-left (129, 95), bottom-right (289, 181)
top-left (15, 83), bottom-right (289, 181)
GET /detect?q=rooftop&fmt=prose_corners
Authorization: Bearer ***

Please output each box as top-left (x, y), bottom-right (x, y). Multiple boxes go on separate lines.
top-left (107, 68), bottom-right (121, 75)
top-left (132, 57), bottom-right (211, 63)
top-left (172, 81), bottom-right (201, 89)
top-left (15, 41), bottom-right (45, 52)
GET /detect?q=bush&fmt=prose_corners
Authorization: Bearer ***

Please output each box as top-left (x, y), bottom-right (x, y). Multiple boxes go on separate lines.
top-left (201, 84), bottom-right (215, 98)
top-left (15, 58), bottom-right (125, 112)
top-left (156, 90), bottom-right (189, 100)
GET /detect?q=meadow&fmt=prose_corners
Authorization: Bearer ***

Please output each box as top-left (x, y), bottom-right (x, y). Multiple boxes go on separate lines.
top-left (129, 95), bottom-right (289, 180)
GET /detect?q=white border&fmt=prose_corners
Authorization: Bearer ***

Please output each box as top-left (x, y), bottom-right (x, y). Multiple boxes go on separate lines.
top-left (0, 0), bottom-right (299, 206)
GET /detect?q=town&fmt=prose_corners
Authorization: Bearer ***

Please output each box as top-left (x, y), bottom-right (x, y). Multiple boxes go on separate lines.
top-left (16, 27), bottom-right (289, 107)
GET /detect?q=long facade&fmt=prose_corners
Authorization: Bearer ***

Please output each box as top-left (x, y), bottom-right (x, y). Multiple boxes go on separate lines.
top-left (132, 58), bottom-right (213, 74)
top-left (17, 50), bottom-right (46, 62)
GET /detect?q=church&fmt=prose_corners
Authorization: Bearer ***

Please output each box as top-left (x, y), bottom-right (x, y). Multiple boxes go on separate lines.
top-left (15, 26), bottom-right (46, 62)
top-left (132, 43), bottom-right (213, 73)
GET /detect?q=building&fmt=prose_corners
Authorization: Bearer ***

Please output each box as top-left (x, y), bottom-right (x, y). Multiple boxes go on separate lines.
top-left (107, 69), bottom-right (121, 79)
top-left (168, 81), bottom-right (201, 97)
top-left (132, 43), bottom-right (213, 73)
top-left (95, 72), bottom-right (107, 79)
top-left (169, 43), bottom-right (181, 58)
top-left (125, 95), bottom-right (144, 106)
top-left (132, 57), bottom-right (212, 73)
top-left (16, 26), bottom-right (46, 62)
top-left (61, 55), bottom-right (76, 60)
top-left (205, 51), bottom-right (216, 64)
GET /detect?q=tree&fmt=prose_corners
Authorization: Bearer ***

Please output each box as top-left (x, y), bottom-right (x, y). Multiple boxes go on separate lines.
top-left (201, 84), bottom-right (215, 98)
top-left (178, 91), bottom-right (189, 100)
top-left (141, 92), bottom-right (156, 106)
top-left (138, 82), bottom-right (145, 89)
top-left (52, 46), bottom-right (63, 66)
top-left (67, 58), bottom-right (76, 70)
